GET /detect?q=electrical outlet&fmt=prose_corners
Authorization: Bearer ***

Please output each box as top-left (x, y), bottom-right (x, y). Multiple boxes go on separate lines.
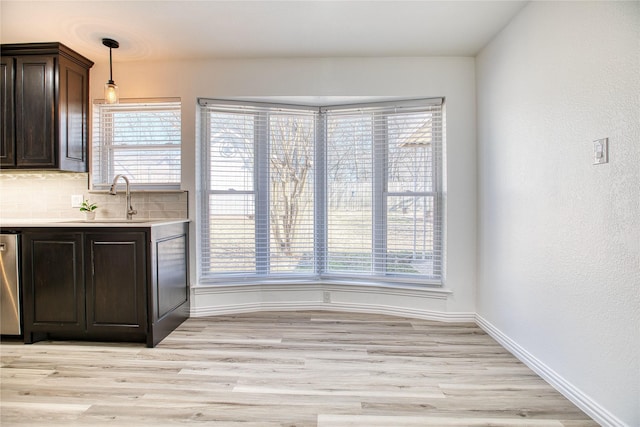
top-left (71, 194), bottom-right (83, 208)
top-left (323, 291), bottom-right (331, 303)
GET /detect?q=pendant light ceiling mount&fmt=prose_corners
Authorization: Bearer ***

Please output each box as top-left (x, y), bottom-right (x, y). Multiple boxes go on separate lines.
top-left (102, 38), bottom-right (119, 50)
top-left (102, 37), bottom-right (120, 104)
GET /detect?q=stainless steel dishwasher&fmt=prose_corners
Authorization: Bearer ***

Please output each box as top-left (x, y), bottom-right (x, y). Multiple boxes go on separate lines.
top-left (1, 233), bottom-right (21, 335)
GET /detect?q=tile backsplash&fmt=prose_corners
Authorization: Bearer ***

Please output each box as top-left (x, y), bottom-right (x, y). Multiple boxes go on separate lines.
top-left (0, 172), bottom-right (188, 221)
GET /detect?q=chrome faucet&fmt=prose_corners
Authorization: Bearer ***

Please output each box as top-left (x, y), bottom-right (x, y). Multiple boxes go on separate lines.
top-left (109, 175), bottom-right (137, 220)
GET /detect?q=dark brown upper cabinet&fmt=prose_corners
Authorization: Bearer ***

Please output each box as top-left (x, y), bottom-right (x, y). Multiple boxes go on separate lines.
top-left (1, 43), bottom-right (93, 172)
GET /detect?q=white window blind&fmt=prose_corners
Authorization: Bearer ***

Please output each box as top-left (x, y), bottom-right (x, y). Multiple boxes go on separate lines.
top-left (199, 102), bottom-right (317, 279)
top-left (325, 112), bottom-right (373, 274)
top-left (92, 99), bottom-right (181, 189)
top-left (323, 102), bottom-right (443, 281)
top-left (198, 98), bottom-right (443, 285)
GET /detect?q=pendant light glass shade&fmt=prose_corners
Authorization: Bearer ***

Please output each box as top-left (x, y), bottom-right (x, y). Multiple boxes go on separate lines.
top-left (102, 38), bottom-right (119, 104)
top-left (104, 81), bottom-right (118, 104)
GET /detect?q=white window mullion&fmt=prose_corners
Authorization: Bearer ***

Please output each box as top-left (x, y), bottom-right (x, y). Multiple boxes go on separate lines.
top-left (315, 112), bottom-right (327, 277)
top-left (98, 109), bottom-right (114, 185)
top-left (198, 108), bottom-right (212, 280)
top-left (373, 112), bottom-right (388, 276)
top-left (255, 112), bottom-right (270, 275)
top-left (433, 108), bottom-right (444, 278)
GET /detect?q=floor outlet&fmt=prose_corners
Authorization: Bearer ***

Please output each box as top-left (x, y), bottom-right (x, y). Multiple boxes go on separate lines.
top-left (323, 291), bottom-right (331, 303)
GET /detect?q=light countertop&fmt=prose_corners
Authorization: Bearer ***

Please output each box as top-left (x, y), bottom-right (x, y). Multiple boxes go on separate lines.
top-left (0, 218), bottom-right (190, 228)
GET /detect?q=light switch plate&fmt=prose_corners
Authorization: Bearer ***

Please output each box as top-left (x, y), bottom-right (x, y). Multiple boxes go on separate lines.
top-left (593, 138), bottom-right (608, 165)
top-left (71, 194), bottom-right (83, 208)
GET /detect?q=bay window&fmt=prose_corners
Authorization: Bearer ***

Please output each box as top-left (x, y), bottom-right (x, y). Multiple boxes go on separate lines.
top-left (198, 98), bottom-right (443, 285)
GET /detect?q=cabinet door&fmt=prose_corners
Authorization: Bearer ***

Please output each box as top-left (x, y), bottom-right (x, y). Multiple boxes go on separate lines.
top-left (15, 56), bottom-right (56, 168)
top-left (148, 222), bottom-right (189, 347)
top-left (58, 55), bottom-right (89, 172)
top-left (22, 232), bottom-right (85, 335)
top-left (0, 56), bottom-right (15, 166)
top-left (85, 232), bottom-right (147, 337)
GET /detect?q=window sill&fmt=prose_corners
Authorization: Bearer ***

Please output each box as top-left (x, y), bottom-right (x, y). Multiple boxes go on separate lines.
top-left (194, 278), bottom-right (450, 295)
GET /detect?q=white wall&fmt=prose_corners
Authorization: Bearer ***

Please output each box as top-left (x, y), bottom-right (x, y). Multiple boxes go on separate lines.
top-left (476, 2), bottom-right (639, 426)
top-left (90, 57), bottom-right (477, 317)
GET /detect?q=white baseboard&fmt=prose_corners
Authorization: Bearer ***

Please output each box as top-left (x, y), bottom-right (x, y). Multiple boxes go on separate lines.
top-left (476, 315), bottom-right (627, 427)
top-left (192, 299), bottom-right (475, 323)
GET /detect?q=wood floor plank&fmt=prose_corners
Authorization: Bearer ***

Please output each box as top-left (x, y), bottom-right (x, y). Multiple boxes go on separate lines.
top-left (317, 414), bottom-right (567, 427)
top-left (0, 311), bottom-right (597, 426)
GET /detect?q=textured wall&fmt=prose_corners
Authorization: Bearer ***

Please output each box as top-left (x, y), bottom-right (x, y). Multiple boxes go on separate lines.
top-left (476, 2), bottom-right (639, 425)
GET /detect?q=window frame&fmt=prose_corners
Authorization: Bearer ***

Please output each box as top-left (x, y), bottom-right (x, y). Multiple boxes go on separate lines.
top-left (198, 98), bottom-right (444, 286)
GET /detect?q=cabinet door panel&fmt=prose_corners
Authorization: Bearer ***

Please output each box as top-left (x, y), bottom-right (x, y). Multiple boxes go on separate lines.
top-left (58, 56), bottom-right (88, 172)
top-left (155, 234), bottom-right (188, 319)
top-left (15, 56), bottom-right (55, 168)
top-left (86, 233), bottom-right (146, 333)
top-left (0, 56), bottom-right (15, 166)
top-left (22, 232), bottom-right (84, 332)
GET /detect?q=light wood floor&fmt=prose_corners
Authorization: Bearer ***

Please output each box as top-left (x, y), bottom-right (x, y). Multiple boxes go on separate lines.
top-left (1, 311), bottom-right (597, 426)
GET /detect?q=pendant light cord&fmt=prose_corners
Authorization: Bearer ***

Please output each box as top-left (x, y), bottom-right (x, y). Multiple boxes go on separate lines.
top-left (109, 47), bottom-right (113, 83)
top-left (102, 38), bottom-right (119, 84)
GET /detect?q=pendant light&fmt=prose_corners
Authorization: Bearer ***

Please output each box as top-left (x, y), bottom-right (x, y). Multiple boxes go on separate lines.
top-left (102, 38), bottom-right (119, 104)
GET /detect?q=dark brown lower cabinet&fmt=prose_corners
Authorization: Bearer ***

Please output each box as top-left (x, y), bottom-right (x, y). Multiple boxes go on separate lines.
top-left (85, 232), bottom-right (147, 340)
top-left (21, 222), bottom-right (189, 347)
top-left (22, 232), bottom-right (85, 334)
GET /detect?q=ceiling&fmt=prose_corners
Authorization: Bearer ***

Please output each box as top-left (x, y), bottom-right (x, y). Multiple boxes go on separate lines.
top-left (1, 1), bottom-right (528, 63)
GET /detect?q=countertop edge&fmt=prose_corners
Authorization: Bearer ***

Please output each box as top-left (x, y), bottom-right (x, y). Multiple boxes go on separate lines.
top-left (0, 219), bottom-right (191, 229)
